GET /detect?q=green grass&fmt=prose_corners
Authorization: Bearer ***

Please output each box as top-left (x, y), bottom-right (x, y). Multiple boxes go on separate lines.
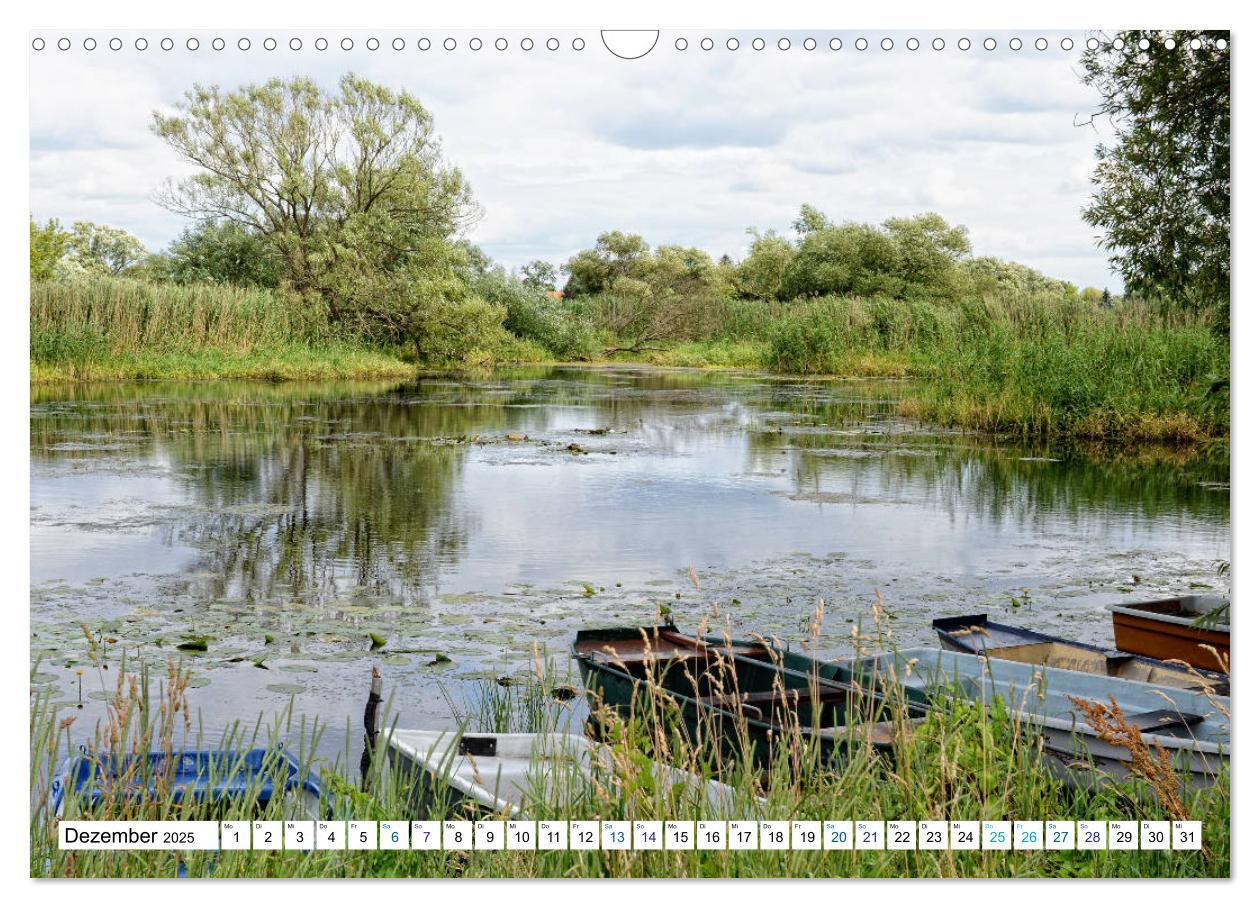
top-left (31, 634), bottom-right (1230, 879)
top-left (631, 339), bottom-right (766, 369)
top-left (31, 345), bottom-right (416, 383)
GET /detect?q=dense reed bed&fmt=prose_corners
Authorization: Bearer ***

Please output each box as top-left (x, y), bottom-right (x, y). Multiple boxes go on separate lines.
top-left (29, 278), bottom-right (413, 382)
top-left (685, 293), bottom-right (1225, 442)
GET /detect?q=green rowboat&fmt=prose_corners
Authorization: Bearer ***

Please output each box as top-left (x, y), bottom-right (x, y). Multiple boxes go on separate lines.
top-left (572, 624), bottom-right (925, 766)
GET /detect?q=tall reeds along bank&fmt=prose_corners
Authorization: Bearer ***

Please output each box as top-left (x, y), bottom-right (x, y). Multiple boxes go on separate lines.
top-left (30, 278), bottom-right (414, 382)
top-left (764, 294), bottom-right (1228, 442)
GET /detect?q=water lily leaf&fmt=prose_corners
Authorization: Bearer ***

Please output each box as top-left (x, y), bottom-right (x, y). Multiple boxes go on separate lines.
top-left (369, 632), bottom-right (386, 651)
top-left (266, 683), bottom-right (305, 695)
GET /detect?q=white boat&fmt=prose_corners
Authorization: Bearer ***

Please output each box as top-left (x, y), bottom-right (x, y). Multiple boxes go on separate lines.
top-left (385, 729), bottom-right (748, 818)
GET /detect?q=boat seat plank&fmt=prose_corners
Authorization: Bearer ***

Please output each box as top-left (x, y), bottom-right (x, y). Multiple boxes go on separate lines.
top-left (1123, 709), bottom-right (1205, 733)
top-left (694, 686), bottom-right (855, 711)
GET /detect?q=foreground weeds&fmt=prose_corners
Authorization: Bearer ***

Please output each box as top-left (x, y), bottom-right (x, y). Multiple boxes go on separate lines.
top-left (32, 614), bottom-right (1230, 878)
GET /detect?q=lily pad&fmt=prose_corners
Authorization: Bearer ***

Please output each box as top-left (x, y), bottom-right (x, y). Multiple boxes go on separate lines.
top-left (266, 683), bottom-right (306, 696)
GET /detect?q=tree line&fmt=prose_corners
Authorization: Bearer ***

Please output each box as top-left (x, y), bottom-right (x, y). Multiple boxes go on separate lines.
top-left (30, 33), bottom-right (1229, 362)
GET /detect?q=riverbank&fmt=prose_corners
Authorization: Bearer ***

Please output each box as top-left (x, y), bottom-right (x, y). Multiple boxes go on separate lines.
top-left (30, 278), bottom-right (1227, 444)
top-left (30, 344), bottom-right (417, 384)
top-left (28, 342), bottom-right (1225, 445)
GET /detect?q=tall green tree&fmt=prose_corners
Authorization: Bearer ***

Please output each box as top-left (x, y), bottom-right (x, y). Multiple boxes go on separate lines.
top-left (317, 216), bottom-right (504, 360)
top-left (562, 231), bottom-right (650, 296)
top-left (1081, 30), bottom-right (1229, 319)
top-left (66, 221), bottom-right (146, 275)
top-left (521, 259), bottom-right (557, 291)
top-left (772, 206), bottom-right (970, 300)
top-left (152, 74), bottom-right (479, 318)
top-left (737, 229), bottom-right (796, 300)
top-left (29, 217), bottom-right (68, 282)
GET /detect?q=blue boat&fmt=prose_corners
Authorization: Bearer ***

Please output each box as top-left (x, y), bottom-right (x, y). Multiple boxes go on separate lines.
top-left (50, 746), bottom-right (325, 819)
top-left (933, 613), bottom-right (1229, 694)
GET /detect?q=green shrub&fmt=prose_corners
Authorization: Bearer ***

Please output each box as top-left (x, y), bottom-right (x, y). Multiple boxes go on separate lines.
top-left (479, 275), bottom-right (600, 359)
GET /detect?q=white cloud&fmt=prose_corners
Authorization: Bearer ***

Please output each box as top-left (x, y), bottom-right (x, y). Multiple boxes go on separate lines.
top-left (29, 29), bottom-right (1121, 289)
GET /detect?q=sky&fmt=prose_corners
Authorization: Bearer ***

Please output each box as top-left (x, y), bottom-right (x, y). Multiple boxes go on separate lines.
top-left (29, 29), bottom-right (1120, 290)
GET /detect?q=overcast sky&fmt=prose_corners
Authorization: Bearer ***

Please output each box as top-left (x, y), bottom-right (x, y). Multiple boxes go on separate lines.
top-left (29, 29), bottom-right (1120, 290)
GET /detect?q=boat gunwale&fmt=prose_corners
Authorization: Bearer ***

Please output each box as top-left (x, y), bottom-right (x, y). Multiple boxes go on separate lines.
top-left (843, 647), bottom-right (1231, 757)
top-left (572, 625), bottom-right (903, 744)
top-left (384, 728), bottom-right (754, 817)
top-left (1107, 603), bottom-right (1231, 632)
top-left (384, 729), bottom-right (593, 818)
top-left (932, 613), bottom-right (1228, 690)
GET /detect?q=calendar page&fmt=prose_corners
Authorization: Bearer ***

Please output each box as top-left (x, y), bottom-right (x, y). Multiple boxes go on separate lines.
top-left (22, 1), bottom-right (1232, 887)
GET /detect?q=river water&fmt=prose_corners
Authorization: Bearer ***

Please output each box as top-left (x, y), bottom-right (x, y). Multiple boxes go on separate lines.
top-left (30, 366), bottom-right (1229, 764)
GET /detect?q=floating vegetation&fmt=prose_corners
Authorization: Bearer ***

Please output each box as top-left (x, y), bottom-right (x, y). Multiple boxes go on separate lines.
top-left (264, 682), bottom-right (305, 695)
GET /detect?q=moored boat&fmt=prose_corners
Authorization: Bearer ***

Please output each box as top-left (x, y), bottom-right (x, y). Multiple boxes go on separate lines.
top-left (933, 613), bottom-right (1228, 693)
top-left (1107, 596), bottom-right (1229, 672)
top-left (49, 746), bottom-right (325, 819)
top-left (572, 624), bottom-right (923, 766)
top-left (835, 646), bottom-right (1230, 791)
top-left (384, 729), bottom-right (747, 818)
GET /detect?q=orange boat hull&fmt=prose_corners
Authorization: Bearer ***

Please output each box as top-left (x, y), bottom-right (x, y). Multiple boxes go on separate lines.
top-left (1111, 611), bottom-right (1229, 671)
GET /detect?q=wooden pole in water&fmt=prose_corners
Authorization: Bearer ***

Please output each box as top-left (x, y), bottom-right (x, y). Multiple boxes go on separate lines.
top-left (360, 666), bottom-right (383, 789)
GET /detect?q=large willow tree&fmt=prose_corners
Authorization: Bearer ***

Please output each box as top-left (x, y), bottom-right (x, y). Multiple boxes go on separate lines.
top-left (152, 74), bottom-right (481, 339)
top-left (1081, 31), bottom-right (1230, 323)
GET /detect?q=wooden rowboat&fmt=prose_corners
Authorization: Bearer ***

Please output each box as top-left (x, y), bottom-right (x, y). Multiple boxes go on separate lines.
top-left (1107, 596), bottom-right (1229, 672)
top-left (573, 624), bottom-right (923, 766)
top-left (933, 613), bottom-right (1228, 693)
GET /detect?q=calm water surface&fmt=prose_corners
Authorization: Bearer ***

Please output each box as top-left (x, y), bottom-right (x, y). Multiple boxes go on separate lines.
top-left (30, 366), bottom-right (1229, 762)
